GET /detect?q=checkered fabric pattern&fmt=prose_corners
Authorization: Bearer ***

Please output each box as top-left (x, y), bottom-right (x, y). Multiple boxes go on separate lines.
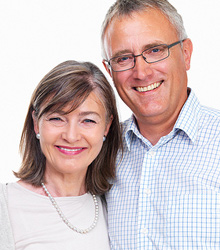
top-left (106, 89), bottom-right (220, 250)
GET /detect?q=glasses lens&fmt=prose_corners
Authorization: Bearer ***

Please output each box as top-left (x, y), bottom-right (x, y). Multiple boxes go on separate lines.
top-left (110, 54), bottom-right (134, 71)
top-left (143, 45), bottom-right (169, 63)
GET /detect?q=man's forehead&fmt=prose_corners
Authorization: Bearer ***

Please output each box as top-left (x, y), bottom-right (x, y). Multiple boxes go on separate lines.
top-left (103, 9), bottom-right (178, 58)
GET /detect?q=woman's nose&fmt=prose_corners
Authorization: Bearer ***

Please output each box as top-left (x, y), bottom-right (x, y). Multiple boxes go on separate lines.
top-left (61, 123), bottom-right (81, 143)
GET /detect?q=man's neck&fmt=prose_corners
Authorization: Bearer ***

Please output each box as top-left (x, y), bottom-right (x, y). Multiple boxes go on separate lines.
top-left (134, 88), bottom-right (190, 145)
top-left (135, 109), bottom-right (182, 146)
top-left (138, 121), bottom-right (174, 146)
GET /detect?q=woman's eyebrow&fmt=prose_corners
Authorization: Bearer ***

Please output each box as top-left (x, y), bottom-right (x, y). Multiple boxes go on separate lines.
top-left (78, 111), bottom-right (101, 118)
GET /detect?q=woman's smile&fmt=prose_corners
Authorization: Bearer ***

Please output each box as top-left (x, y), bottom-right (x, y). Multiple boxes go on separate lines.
top-left (56, 146), bottom-right (86, 156)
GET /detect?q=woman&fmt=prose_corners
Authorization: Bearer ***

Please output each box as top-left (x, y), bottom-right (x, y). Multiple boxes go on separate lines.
top-left (0, 60), bottom-right (122, 249)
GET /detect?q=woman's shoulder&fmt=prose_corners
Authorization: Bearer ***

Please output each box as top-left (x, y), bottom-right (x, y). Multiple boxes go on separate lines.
top-left (0, 183), bottom-right (7, 197)
top-left (0, 183), bottom-right (15, 249)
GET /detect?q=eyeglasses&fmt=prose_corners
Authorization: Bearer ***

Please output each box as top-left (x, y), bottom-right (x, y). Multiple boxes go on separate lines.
top-left (105, 39), bottom-right (186, 72)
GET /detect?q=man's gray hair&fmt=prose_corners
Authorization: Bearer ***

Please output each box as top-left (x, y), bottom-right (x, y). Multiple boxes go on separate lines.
top-left (101, 0), bottom-right (187, 59)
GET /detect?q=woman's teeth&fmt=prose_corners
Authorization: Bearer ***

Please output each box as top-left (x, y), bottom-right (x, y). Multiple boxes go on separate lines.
top-left (136, 81), bottom-right (162, 92)
top-left (59, 147), bottom-right (82, 152)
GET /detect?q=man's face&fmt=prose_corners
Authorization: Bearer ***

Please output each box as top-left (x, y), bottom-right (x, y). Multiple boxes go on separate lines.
top-left (103, 9), bottom-right (192, 129)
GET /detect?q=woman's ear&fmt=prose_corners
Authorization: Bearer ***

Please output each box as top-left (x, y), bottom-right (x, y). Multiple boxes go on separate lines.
top-left (32, 111), bottom-right (39, 134)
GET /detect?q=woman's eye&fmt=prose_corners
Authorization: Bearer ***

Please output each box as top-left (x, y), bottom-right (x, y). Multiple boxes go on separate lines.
top-left (49, 117), bottom-right (62, 121)
top-left (84, 119), bottom-right (96, 124)
top-left (47, 116), bottom-right (66, 127)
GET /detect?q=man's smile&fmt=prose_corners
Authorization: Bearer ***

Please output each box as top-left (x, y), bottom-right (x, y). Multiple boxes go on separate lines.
top-left (134, 81), bottom-right (163, 92)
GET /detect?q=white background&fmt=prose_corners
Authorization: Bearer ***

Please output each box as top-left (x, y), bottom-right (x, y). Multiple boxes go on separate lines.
top-left (0, 0), bottom-right (220, 183)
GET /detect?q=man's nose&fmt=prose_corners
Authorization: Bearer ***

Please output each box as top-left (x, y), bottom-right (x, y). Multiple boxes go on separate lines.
top-left (132, 54), bottom-right (153, 79)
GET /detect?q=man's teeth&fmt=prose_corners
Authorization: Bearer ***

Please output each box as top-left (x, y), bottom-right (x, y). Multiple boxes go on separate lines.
top-left (59, 147), bottom-right (82, 152)
top-left (136, 82), bottom-right (161, 92)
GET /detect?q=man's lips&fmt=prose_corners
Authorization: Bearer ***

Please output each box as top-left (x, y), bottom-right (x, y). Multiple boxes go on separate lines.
top-left (134, 81), bottom-right (163, 92)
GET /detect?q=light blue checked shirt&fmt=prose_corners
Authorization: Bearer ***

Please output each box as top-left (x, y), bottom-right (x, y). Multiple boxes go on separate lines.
top-left (106, 89), bottom-right (220, 250)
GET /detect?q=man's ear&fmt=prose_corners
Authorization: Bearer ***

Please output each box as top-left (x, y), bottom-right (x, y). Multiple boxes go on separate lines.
top-left (32, 111), bottom-right (39, 134)
top-left (182, 38), bottom-right (193, 71)
top-left (102, 60), bottom-right (112, 78)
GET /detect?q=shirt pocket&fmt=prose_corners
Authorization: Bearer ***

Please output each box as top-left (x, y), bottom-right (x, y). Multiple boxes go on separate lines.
top-left (167, 190), bottom-right (220, 248)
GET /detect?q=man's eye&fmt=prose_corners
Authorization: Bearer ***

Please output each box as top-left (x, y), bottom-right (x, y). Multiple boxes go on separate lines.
top-left (151, 48), bottom-right (160, 53)
top-left (113, 55), bottom-right (133, 65)
top-left (147, 46), bottom-right (166, 54)
top-left (117, 56), bottom-right (129, 63)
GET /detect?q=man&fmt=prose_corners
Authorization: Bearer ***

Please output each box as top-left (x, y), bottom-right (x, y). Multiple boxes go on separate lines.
top-left (101, 0), bottom-right (220, 249)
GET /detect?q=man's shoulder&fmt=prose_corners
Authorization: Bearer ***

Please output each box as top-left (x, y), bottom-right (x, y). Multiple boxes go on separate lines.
top-left (201, 105), bottom-right (220, 116)
top-left (200, 105), bottom-right (220, 124)
top-left (198, 105), bottom-right (220, 139)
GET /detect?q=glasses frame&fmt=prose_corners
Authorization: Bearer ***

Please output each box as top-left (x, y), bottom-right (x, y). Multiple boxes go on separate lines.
top-left (105, 39), bottom-right (186, 72)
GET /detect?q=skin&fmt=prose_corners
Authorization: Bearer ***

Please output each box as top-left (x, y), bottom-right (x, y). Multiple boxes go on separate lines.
top-left (19, 92), bottom-right (112, 197)
top-left (103, 9), bottom-right (193, 145)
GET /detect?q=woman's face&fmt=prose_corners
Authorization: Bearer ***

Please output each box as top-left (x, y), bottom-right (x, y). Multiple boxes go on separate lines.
top-left (33, 92), bottom-right (112, 181)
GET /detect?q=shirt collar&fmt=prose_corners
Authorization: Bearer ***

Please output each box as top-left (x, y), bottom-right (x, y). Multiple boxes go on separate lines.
top-left (174, 89), bottom-right (200, 143)
top-left (123, 115), bottom-right (147, 151)
top-left (124, 88), bottom-right (201, 149)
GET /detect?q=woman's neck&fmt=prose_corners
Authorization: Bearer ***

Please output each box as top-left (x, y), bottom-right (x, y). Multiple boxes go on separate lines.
top-left (17, 176), bottom-right (86, 197)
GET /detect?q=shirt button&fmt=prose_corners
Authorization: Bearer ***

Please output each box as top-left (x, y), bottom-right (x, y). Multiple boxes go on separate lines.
top-left (141, 228), bottom-right (148, 234)
top-left (144, 189), bottom-right (151, 195)
top-left (149, 151), bottom-right (156, 157)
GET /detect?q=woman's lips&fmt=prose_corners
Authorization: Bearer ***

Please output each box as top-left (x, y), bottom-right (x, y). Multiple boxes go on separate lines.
top-left (56, 146), bottom-right (86, 155)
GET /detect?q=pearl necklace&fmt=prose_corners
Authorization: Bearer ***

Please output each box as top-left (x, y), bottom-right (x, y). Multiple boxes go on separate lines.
top-left (41, 182), bottom-right (99, 234)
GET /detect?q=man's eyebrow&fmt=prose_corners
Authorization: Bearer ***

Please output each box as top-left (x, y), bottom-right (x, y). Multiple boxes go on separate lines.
top-left (143, 41), bottom-right (165, 50)
top-left (111, 50), bottom-right (133, 58)
top-left (111, 41), bottom-right (165, 58)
